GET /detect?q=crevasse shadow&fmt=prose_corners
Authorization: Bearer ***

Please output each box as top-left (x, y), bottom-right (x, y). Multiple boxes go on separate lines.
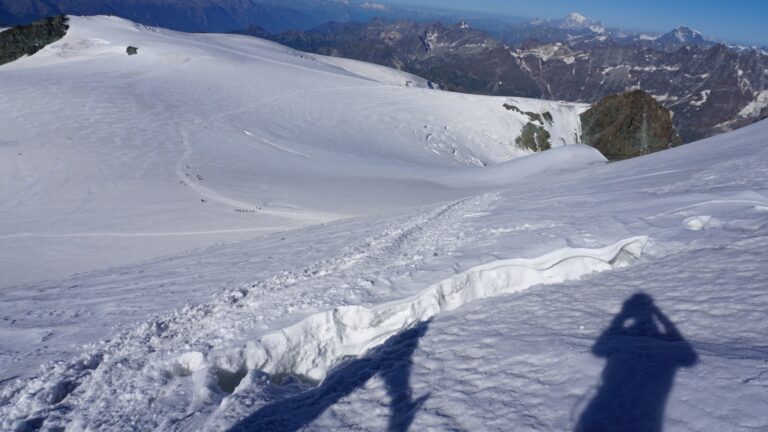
top-left (575, 293), bottom-right (698, 432)
top-left (229, 321), bottom-right (430, 432)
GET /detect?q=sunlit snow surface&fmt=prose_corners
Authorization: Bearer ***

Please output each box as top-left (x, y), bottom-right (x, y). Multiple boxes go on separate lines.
top-left (1, 16), bottom-right (768, 432)
top-left (0, 16), bottom-right (584, 288)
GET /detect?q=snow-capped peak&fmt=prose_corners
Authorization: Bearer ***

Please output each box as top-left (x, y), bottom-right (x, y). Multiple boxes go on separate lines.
top-left (560, 12), bottom-right (604, 32)
top-left (672, 25), bottom-right (703, 42)
top-left (652, 25), bottom-right (712, 51)
top-left (359, 1), bottom-right (387, 11)
top-left (566, 12), bottom-right (588, 24)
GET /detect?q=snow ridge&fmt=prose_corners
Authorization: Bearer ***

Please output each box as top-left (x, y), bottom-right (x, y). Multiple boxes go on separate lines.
top-left (0, 233), bottom-right (646, 430)
top-left (207, 236), bottom-right (648, 386)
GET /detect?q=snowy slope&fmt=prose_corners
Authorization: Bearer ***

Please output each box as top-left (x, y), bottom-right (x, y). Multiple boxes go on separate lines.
top-left (315, 54), bottom-right (435, 89)
top-left (1, 117), bottom-right (767, 431)
top-left (2, 16), bottom-right (768, 432)
top-left (0, 16), bottom-right (586, 288)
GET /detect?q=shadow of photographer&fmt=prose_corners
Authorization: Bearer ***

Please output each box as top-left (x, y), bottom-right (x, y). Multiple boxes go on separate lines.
top-left (576, 293), bottom-right (697, 432)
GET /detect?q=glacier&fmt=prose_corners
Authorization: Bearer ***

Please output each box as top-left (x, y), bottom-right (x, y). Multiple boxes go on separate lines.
top-left (1, 16), bottom-right (767, 431)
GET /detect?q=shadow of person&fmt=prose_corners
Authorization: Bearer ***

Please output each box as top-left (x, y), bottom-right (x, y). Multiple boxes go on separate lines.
top-left (575, 293), bottom-right (697, 432)
top-left (229, 321), bottom-right (430, 432)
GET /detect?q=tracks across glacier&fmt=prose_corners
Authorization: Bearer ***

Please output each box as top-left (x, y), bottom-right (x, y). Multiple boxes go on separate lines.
top-left (0, 190), bottom-right (650, 431)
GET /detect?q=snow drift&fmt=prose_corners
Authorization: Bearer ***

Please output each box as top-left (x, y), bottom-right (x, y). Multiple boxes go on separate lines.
top-left (198, 236), bottom-right (647, 386)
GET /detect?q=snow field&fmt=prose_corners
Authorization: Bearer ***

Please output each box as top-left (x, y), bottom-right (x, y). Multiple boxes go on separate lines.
top-left (0, 16), bottom-right (587, 287)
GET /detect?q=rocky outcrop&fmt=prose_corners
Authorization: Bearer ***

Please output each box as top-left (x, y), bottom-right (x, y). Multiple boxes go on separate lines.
top-left (514, 42), bottom-right (768, 142)
top-left (0, 15), bottom-right (68, 66)
top-left (516, 122), bottom-right (552, 152)
top-left (580, 90), bottom-right (681, 160)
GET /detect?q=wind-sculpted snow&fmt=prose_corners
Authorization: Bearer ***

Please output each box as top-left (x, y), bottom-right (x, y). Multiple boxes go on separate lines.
top-left (293, 233), bottom-right (768, 431)
top-left (209, 236), bottom-right (647, 384)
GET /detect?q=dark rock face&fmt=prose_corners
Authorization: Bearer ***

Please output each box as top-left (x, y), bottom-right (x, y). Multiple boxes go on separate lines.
top-left (256, 20), bottom-right (542, 97)
top-left (0, 15), bottom-right (68, 66)
top-left (516, 122), bottom-right (551, 152)
top-left (502, 102), bottom-right (553, 152)
top-left (126, 45), bottom-right (138, 55)
top-left (516, 42), bottom-right (768, 143)
top-left (580, 90), bottom-right (682, 160)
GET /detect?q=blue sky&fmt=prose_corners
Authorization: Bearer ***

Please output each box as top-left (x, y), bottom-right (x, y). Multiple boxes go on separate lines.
top-left (388, 0), bottom-right (768, 46)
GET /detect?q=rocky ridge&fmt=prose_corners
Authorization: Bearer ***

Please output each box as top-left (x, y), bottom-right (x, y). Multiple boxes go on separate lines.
top-left (0, 15), bottom-right (68, 66)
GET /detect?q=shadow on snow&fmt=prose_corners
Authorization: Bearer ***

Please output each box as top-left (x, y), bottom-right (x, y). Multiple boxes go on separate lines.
top-left (229, 320), bottom-right (430, 432)
top-left (576, 293), bottom-right (698, 432)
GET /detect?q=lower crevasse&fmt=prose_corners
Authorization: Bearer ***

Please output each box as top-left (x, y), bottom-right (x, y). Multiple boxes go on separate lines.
top-left (197, 236), bottom-right (649, 388)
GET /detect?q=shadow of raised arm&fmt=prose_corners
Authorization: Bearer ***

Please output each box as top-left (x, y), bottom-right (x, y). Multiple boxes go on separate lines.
top-left (576, 293), bottom-right (698, 432)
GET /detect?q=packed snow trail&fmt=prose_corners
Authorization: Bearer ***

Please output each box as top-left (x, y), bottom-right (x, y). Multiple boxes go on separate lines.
top-left (176, 129), bottom-right (327, 219)
top-left (0, 194), bottom-right (508, 430)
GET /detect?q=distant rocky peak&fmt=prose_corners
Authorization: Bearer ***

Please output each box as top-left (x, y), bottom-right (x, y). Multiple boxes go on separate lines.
top-left (671, 26), bottom-right (704, 42)
top-left (424, 24), bottom-right (441, 37)
top-left (421, 24), bottom-right (443, 51)
top-left (655, 25), bottom-right (713, 51)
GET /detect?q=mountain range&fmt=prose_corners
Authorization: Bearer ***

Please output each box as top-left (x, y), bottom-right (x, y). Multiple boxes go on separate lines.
top-left (483, 12), bottom-right (722, 52)
top-left (251, 15), bottom-right (768, 142)
top-left (0, 0), bottom-right (422, 32)
top-left (2, 1), bottom-right (766, 142)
